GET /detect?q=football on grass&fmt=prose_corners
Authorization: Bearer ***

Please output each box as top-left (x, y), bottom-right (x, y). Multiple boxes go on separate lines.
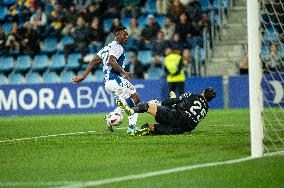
top-left (106, 111), bottom-right (123, 126)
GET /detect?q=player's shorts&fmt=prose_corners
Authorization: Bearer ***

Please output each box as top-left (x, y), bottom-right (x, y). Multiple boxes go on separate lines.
top-left (104, 77), bottom-right (136, 99)
top-left (153, 107), bottom-right (193, 135)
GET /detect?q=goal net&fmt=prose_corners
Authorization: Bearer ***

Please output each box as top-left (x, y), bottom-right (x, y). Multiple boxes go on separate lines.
top-left (260, 0), bottom-right (284, 154)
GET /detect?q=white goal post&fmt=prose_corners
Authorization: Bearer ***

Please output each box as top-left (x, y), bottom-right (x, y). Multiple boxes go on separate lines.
top-left (247, 0), bottom-right (264, 157)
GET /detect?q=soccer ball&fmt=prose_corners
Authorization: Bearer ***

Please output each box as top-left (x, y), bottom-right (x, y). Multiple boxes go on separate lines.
top-left (106, 111), bottom-right (123, 126)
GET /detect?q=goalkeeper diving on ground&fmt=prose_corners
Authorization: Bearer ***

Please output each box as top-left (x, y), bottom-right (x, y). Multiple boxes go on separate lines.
top-left (130, 87), bottom-right (216, 136)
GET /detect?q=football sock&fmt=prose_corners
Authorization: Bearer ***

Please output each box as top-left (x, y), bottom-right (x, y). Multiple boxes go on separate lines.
top-left (133, 102), bottom-right (149, 113)
top-left (128, 113), bottom-right (138, 127)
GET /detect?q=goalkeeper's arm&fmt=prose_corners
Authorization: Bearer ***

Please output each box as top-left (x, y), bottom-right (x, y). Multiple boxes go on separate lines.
top-left (161, 92), bottom-right (192, 106)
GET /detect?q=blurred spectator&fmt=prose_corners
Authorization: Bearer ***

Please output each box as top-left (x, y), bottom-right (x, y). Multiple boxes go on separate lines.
top-left (74, 0), bottom-right (92, 10)
top-left (64, 16), bottom-right (89, 58)
top-left (125, 53), bottom-right (145, 79)
top-left (164, 47), bottom-right (185, 96)
top-left (121, 0), bottom-right (140, 18)
top-left (161, 17), bottom-right (175, 41)
top-left (6, 4), bottom-right (18, 21)
top-left (175, 12), bottom-right (193, 41)
top-left (5, 22), bottom-right (21, 53)
top-left (169, 33), bottom-right (184, 52)
top-left (110, 17), bottom-right (124, 32)
top-left (168, 0), bottom-right (185, 22)
top-left (30, 6), bottom-right (47, 29)
top-left (182, 48), bottom-right (196, 76)
top-left (152, 31), bottom-right (168, 57)
top-left (48, 2), bottom-right (63, 37)
top-left (21, 21), bottom-right (40, 56)
top-left (151, 55), bottom-right (163, 69)
top-left (126, 17), bottom-right (142, 51)
top-left (63, 3), bottom-right (78, 25)
top-left (141, 14), bottom-right (161, 49)
top-left (157, 0), bottom-right (170, 15)
top-left (185, 0), bottom-right (202, 22)
top-left (180, 0), bottom-right (190, 6)
top-left (0, 28), bottom-right (5, 55)
top-left (88, 17), bottom-right (104, 53)
top-left (103, 0), bottom-right (122, 18)
top-left (264, 43), bottom-right (281, 72)
top-left (84, 3), bottom-right (100, 23)
top-left (240, 54), bottom-right (248, 75)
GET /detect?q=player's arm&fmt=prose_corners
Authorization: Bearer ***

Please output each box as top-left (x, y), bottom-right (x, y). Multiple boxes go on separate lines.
top-left (161, 92), bottom-right (192, 106)
top-left (72, 55), bottom-right (102, 84)
top-left (109, 55), bottom-right (133, 80)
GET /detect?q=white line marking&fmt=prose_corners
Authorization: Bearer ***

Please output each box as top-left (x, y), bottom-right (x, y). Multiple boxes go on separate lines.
top-left (57, 151), bottom-right (284, 188)
top-left (0, 151), bottom-right (283, 187)
top-left (0, 131), bottom-right (98, 143)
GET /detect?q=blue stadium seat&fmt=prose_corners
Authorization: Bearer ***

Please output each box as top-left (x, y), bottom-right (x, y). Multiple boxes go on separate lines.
top-left (0, 7), bottom-right (7, 21)
top-left (42, 72), bottom-right (57, 83)
top-left (14, 55), bottom-right (32, 71)
top-left (94, 70), bottom-right (104, 82)
top-left (277, 44), bottom-right (284, 59)
top-left (156, 16), bottom-right (165, 27)
top-left (32, 54), bottom-right (49, 72)
top-left (263, 31), bottom-right (278, 43)
top-left (60, 71), bottom-right (75, 83)
top-left (261, 46), bottom-right (269, 61)
top-left (124, 51), bottom-right (135, 66)
top-left (66, 53), bottom-right (81, 70)
top-left (25, 73), bottom-right (42, 84)
top-left (138, 50), bottom-right (152, 65)
top-left (57, 36), bottom-right (74, 52)
top-left (8, 73), bottom-right (24, 84)
top-left (144, 0), bottom-right (156, 15)
top-left (42, 38), bottom-right (57, 53)
top-left (2, 22), bottom-right (12, 36)
top-left (2, 0), bottom-right (16, 5)
top-left (137, 17), bottom-right (147, 28)
top-left (0, 74), bottom-right (6, 84)
top-left (103, 18), bottom-right (114, 33)
top-left (146, 67), bottom-right (163, 80)
top-left (0, 56), bottom-right (14, 72)
top-left (199, 0), bottom-right (212, 13)
top-left (121, 18), bottom-right (131, 27)
top-left (49, 54), bottom-right (65, 71)
top-left (213, 0), bottom-right (228, 11)
top-left (78, 70), bottom-right (94, 82)
top-left (192, 47), bottom-right (206, 62)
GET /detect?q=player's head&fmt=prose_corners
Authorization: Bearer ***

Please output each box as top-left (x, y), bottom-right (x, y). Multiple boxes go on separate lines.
top-left (202, 87), bottom-right (216, 102)
top-left (114, 26), bottom-right (128, 45)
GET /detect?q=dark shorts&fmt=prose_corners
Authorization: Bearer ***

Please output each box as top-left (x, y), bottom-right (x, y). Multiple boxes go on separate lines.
top-left (153, 107), bottom-right (193, 135)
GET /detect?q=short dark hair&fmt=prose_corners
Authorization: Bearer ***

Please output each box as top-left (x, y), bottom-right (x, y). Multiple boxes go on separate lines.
top-left (113, 26), bottom-right (127, 34)
top-left (203, 87), bottom-right (216, 102)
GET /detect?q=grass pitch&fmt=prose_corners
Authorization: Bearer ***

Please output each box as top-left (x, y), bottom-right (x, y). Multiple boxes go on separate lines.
top-left (0, 109), bottom-right (283, 188)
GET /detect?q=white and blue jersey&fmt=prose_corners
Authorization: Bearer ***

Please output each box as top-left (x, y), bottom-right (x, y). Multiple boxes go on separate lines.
top-left (97, 41), bottom-right (136, 99)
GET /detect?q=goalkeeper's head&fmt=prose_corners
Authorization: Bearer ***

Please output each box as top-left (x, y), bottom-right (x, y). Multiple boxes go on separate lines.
top-left (202, 87), bottom-right (216, 102)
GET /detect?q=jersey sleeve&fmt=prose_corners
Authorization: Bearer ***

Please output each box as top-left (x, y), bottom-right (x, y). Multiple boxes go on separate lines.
top-left (178, 92), bottom-right (192, 101)
top-left (109, 43), bottom-right (123, 60)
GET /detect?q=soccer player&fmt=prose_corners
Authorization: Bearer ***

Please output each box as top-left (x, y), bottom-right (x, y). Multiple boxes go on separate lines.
top-left (131, 87), bottom-right (216, 136)
top-left (72, 26), bottom-right (140, 133)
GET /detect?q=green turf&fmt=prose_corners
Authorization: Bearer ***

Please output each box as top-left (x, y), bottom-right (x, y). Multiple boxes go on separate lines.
top-left (0, 109), bottom-right (283, 188)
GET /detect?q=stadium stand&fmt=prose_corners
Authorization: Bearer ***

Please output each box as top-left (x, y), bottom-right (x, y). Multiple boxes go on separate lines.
top-left (0, 0), bottom-right (230, 84)
top-left (8, 73), bottom-right (24, 84)
top-left (25, 72), bottom-right (42, 84)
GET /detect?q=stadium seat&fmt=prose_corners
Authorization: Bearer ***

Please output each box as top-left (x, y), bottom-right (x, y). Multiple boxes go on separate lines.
top-left (60, 71), bottom-right (75, 83)
top-left (156, 16), bottom-right (165, 27)
top-left (94, 70), bottom-right (104, 82)
top-left (124, 51), bottom-right (135, 66)
top-left (8, 73), bottom-right (24, 84)
top-left (0, 6), bottom-right (7, 21)
top-left (277, 44), bottom-right (284, 59)
top-left (137, 50), bottom-right (152, 65)
top-left (199, 0), bottom-right (212, 13)
top-left (57, 36), bottom-right (74, 52)
top-left (144, 0), bottom-right (156, 15)
top-left (49, 54), bottom-right (65, 71)
top-left (0, 56), bottom-right (14, 72)
top-left (14, 55), bottom-right (32, 72)
top-left (0, 74), bottom-right (6, 84)
top-left (42, 72), bottom-right (58, 83)
top-left (192, 47), bottom-right (206, 63)
top-left (137, 17), bottom-right (147, 28)
top-left (66, 53), bottom-right (82, 70)
top-left (25, 72), bottom-right (42, 84)
top-left (42, 38), bottom-right (57, 53)
top-left (78, 70), bottom-right (94, 82)
top-left (121, 18), bottom-right (131, 27)
top-left (32, 54), bottom-right (49, 72)
top-left (261, 46), bottom-right (269, 61)
top-left (1, 0), bottom-right (16, 5)
top-left (263, 31), bottom-right (278, 43)
top-left (145, 67), bottom-right (163, 80)
top-left (2, 22), bottom-right (12, 36)
top-left (103, 18), bottom-right (114, 33)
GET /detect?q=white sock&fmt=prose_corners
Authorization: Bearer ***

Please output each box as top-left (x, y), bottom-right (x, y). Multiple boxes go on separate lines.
top-left (114, 107), bottom-right (124, 114)
top-left (128, 113), bottom-right (138, 127)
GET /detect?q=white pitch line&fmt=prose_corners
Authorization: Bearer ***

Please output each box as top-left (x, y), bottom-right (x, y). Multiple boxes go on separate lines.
top-left (0, 181), bottom-right (78, 187)
top-left (0, 130), bottom-right (98, 143)
top-left (58, 150), bottom-right (284, 188)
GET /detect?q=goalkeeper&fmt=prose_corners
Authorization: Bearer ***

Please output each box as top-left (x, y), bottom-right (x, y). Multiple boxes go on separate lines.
top-left (131, 87), bottom-right (216, 136)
